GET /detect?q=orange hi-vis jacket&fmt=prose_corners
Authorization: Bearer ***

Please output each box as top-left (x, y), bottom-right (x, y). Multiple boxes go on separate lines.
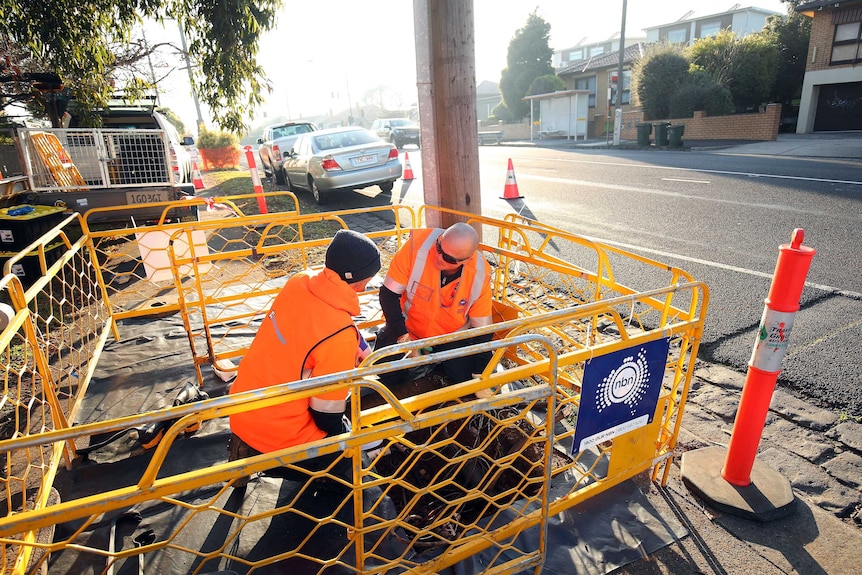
top-left (388, 228), bottom-right (492, 340)
top-left (229, 268), bottom-right (359, 453)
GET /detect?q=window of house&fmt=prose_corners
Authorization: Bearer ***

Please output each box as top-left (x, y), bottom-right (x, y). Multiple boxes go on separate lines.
top-left (831, 21), bottom-right (862, 64)
top-left (574, 76), bottom-right (596, 107)
top-left (699, 21), bottom-right (722, 38)
top-left (666, 28), bottom-right (687, 44)
top-left (589, 46), bottom-right (604, 57)
top-left (608, 70), bottom-right (632, 106)
top-left (569, 49), bottom-right (583, 61)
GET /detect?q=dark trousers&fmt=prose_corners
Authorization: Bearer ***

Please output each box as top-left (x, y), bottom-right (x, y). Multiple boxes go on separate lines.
top-left (228, 433), bottom-right (353, 492)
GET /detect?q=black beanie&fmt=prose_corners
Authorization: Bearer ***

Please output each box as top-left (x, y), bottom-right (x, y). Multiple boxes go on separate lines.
top-left (325, 230), bottom-right (381, 283)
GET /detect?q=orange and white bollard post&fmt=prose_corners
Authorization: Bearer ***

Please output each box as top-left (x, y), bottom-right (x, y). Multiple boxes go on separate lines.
top-left (722, 228), bottom-right (816, 485)
top-left (244, 145), bottom-right (268, 214)
top-left (680, 228), bottom-right (815, 521)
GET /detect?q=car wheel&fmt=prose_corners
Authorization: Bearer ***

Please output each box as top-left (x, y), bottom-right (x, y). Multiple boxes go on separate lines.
top-left (379, 181), bottom-right (394, 194)
top-left (310, 178), bottom-right (327, 205)
top-left (275, 166), bottom-right (286, 185)
top-left (259, 156), bottom-right (271, 177)
top-left (282, 171), bottom-right (292, 192)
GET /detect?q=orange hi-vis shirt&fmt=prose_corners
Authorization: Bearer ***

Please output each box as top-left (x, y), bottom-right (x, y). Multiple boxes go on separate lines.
top-left (229, 268), bottom-right (359, 453)
top-left (387, 228), bottom-right (492, 340)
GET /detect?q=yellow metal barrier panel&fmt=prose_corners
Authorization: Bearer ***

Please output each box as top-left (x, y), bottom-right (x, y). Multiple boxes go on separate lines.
top-left (0, 204), bottom-right (707, 575)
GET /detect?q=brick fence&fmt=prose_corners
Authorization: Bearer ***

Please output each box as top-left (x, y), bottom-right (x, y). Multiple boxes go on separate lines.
top-left (479, 103), bottom-right (781, 142)
top-left (619, 103), bottom-right (781, 142)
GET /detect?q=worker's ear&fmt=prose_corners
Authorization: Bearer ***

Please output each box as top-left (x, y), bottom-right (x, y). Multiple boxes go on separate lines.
top-left (350, 277), bottom-right (372, 292)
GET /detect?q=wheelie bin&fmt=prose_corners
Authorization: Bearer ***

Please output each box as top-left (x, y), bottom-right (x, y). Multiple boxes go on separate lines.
top-left (653, 122), bottom-right (669, 146)
top-left (636, 123), bottom-right (652, 147)
top-left (668, 124), bottom-right (685, 147)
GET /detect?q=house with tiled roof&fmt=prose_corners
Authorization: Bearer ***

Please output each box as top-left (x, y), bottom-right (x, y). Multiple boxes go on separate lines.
top-left (556, 43), bottom-right (645, 138)
top-left (642, 5), bottom-right (780, 46)
top-left (553, 5), bottom-right (784, 138)
top-left (554, 34), bottom-right (646, 70)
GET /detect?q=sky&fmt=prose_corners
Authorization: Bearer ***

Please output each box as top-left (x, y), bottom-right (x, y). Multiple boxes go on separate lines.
top-left (144, 0), bottom-right (789, 135)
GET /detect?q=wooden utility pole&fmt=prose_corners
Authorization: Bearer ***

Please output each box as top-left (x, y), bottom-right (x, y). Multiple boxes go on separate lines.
top-left (413, 0), bottom-right (481, 227)
top-left (613, 0), bottom-right (627, 146)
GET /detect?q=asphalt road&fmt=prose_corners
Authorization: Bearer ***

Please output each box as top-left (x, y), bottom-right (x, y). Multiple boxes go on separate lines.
top-left (310, 144), bottom-right (862, 417)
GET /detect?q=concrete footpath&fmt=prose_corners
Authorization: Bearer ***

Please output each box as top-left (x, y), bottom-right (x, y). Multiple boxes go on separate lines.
top-left (614, 361), bottom-right (862, 574)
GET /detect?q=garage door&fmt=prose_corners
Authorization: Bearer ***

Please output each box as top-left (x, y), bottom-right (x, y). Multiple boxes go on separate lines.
top-left (814, 81), bottom-right (862, 131)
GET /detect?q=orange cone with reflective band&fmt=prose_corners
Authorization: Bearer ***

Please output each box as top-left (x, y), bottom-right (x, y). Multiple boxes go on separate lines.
top-left (501, 158), bottom-right (522, 199)
top-left (403, 152), bottom-right (415, 180)
top-left (192, 162), bottom-right (205, 190)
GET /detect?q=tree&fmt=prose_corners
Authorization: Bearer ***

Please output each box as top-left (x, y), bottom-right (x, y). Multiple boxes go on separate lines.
top-left (0, 0), bottom-right (280, 133)
top-left (669, 68), bottom-right (734, 118)
top-left (631, 43), bottom-right (689, 120)
top-left (528, 74), bottom-right (564, 97)
top-left (688, 30), bottom-right (778, 112)
top-left (763, 2), bottom-right (811, 106)
top-left (526, 74), bottom-right (564, 118)
top-left (499, 10), bottom-right (554, 121)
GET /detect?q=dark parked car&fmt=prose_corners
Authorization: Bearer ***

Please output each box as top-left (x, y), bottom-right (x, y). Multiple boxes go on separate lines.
top-left (281, 126), bottom-right (402, 204)
top-left (371, 118), bottom-right (420, 149)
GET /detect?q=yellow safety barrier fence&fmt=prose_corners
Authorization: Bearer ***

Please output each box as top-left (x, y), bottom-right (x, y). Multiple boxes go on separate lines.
top-left (0, 202), bottom-right (708, 575)
top-left (81, 191), bottom-right (301, 330)
top-left (165, 204), bottom-right (417, 385)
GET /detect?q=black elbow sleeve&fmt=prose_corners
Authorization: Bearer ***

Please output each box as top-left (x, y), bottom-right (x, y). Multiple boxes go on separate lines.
top-left (379, 285), bottom-right (407, 335)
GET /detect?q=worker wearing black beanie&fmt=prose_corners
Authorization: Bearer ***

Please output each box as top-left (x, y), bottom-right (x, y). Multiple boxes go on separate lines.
top-left (325, 229), bottom-right (382, 284)
top-left (229, 228), bottom-right (381, 490)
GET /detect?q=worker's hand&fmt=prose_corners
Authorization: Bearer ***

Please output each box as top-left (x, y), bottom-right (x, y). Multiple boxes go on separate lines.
top-left (472, 373), bottom-right (498, 398)
top-left (396, 333), bottom-right (419, 358)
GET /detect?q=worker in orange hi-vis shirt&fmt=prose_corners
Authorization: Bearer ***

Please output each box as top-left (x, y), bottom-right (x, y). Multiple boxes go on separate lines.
top-left (228, 229), bottom-right (380, 489)
top-left (375, 222), bottom-right (494, 391)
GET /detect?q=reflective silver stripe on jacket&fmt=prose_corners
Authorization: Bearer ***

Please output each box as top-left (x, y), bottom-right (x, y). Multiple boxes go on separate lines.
top-left (404, 229), bottom-right (487, 326)
top-left (403, 229), bottom-right (442, 315)
top-left (268, 310), bottom-right (287, 344)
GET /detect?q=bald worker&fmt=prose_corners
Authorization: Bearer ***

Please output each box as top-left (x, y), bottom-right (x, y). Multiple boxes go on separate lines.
top-left (375, 222), bottom-right (494, 387)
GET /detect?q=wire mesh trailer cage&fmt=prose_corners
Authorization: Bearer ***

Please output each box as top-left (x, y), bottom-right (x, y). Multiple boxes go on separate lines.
top-left (0, 202), bottom-right (707, 574)
top-left (17, 129), bottom-right (175, 191)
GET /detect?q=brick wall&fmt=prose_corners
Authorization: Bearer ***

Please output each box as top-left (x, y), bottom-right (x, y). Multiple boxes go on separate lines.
top-left (807, 13), bottom-right (834, 72)
top-left (619, 103), bottom-right (781, 141)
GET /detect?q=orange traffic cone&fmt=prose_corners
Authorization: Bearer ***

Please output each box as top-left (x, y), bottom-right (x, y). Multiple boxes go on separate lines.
top-left (501, 158), bottom-right (523, 199)
top-left (403, 152), bottom-right (415, 181)
top-left (192, 162), bottom-right (205, 190)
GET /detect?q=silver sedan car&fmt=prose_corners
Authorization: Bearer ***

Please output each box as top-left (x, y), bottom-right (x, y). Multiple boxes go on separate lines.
top-left (281, 126), bottom-right (403, 204)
